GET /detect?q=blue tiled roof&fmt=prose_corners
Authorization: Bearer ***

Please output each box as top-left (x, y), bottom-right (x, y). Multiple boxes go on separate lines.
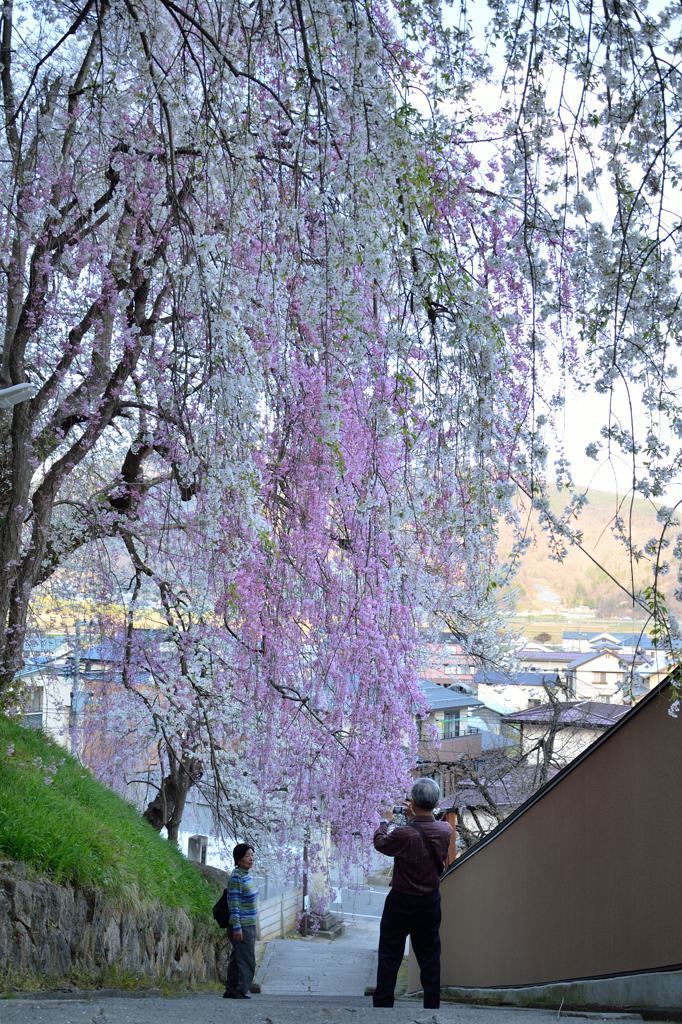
top-left (17, 649), bottom-right (74, 679)
top-left (418, 678), bottom-right (483, 712)
top-left (80, 630), bottom-right (169, 663)
top-left (23, 634), bottom-right (71, 655)
top-left (609, 632), bottom-right (655, 649)
top-left (15, 663), bottom-right (43, 679)
top-left (474, 670), bottom-right (561, 687)
top-left (562, 630), bottom-right (655, 650)
top-left (79, 640), bottom-right (122, 662)
top-left (478, 696), bottom-right (510, 716)
top-left (480, 729), bottom-right (515, 751)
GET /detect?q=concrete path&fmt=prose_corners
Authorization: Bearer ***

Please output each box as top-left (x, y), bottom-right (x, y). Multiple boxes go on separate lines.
top-left (255, 915), bottom-right (380, 996)
top-left (0, 993), bottom-right (643, 1024)
top-left (253, 883), bottom-right (386, 998)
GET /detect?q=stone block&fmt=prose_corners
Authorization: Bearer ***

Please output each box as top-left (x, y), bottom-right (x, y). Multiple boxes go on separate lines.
top-left (12, 921), bottom-right (33, 973)
top-left (100, 916), bottom-right (122, 965)
top-left (46, 928), bottom-right (73, 976)
top-left (196, 862), bottom-right (229, 887)
top-left (12, 879), bottom-right (34, 924)
top-left (119, 909), bottom-right (142, 971)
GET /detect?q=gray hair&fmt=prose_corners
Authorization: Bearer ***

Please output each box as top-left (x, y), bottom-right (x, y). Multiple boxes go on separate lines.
top-left (411, 777), bottom-right (441, 811)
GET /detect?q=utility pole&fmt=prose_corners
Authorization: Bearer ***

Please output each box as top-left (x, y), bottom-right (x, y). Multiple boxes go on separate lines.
top-left (69, 620), bottom-right (93, 757)
top-left (69, 621), bottom-right (82, 757)
top-left (302, 836), bottom-right (309, 937)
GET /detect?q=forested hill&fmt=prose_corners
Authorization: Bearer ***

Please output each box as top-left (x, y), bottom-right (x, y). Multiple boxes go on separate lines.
top-left (499, 486), bottom-right (681, 618)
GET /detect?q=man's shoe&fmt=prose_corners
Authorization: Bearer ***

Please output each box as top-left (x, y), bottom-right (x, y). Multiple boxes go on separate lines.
top-left (223, 992), bottom-right (237, 999)
top-left (236, 992), bottom-right (251, 999)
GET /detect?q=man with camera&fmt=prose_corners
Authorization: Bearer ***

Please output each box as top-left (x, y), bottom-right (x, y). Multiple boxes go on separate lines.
top-left (372, 777), bottom-right (452, 1009)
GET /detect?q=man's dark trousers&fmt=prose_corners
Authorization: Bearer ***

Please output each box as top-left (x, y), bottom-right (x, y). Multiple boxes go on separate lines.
top-left (373, 888), bottom-right (441, 1008)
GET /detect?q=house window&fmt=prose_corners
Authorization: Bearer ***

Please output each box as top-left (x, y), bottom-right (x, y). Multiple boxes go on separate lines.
top-left (23, 686), bottom-right (44, 730)
top-left (442, 710), bottom-right (461, 739)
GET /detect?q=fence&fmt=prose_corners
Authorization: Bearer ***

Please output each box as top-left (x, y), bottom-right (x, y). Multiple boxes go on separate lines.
top-left (258, 888), bottom-right (302, 941)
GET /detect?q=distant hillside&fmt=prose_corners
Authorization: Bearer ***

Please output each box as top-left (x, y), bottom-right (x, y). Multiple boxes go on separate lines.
top-left (499, 486), bottom-right (681, 619)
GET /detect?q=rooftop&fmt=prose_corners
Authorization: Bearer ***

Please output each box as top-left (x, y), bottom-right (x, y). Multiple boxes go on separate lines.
top-left (419, 678), bottom-right (483, 712)
top-left (79, 639), bottom-right (124, 663)
top-left (420, 669), bottom-right (473, 687)
top-left (563, 630), bottom-right (656, 649)
top-left (23, 634), bottom-right (72, 655)
top-left (440, 763), bottom-right (561, 812)
top-left (474, 670), bottom-right (562, 687)
top-left (502, 700), bottom-right (631, 728)
top-left (517, 649), bottom-right (581, 663)
top-left (566, 648), bottom-right (623, 669)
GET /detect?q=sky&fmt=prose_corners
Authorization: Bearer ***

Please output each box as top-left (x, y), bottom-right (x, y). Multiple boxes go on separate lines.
top-left (551, 371), bottom-right (682, 503)
top-left (459, 0), bottom-right (682, 504)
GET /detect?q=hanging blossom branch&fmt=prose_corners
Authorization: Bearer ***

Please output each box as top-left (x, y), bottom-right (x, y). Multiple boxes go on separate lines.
top-left (3, 0), bottom-right (680, 870)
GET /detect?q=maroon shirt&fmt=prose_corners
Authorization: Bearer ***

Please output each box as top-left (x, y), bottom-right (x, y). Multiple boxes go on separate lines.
top-left (373, 816), bottom-right (452, 895)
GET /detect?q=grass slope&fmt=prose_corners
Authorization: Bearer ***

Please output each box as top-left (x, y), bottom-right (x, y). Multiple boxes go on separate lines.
top-left (0, 716), bottom-right (217, 918)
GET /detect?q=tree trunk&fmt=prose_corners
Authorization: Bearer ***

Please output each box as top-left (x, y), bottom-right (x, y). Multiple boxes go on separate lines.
top-left (142, 751), bottom-right (203, 844)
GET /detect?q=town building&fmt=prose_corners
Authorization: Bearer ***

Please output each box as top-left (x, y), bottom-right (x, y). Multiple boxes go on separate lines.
top-left (502, 700), bottom-right (630, 764)
top-left (17, 633), bottom-right (77, 748)
top-left (473, 669), bottom-right (564, 713)
top-left (561, 629), bottom-right (658, 654)
top-left (564, 648), bottom-right (629, 702)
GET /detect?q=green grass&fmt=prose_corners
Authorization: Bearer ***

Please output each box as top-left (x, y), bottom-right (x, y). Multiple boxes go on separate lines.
top-left (0, 716), bottom-right (218, 918)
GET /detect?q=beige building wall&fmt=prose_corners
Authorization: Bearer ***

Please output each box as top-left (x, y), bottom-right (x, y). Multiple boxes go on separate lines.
top-left (23, 670), bottom-right (72, 748)
top-left (570, 651), bottom-right (624, 701)
top-left (409, 680), bottom-right (682, 992)
top-left (518, 722), bottom-right (603, 763)
top-left (477, 682), bottom-right (548, 713)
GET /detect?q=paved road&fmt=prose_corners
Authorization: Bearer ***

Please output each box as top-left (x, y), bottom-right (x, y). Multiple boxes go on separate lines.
top-left (335, 886), bottom-right (387, 923)
top-left (257, 940), bottom-right (377, 996)
top-left (256, 915), bottom-right (380, 996)
top-left (0, 993), bottom-right (638, 1024)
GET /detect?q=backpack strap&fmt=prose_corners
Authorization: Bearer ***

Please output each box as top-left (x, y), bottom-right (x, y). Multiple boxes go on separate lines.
top-left (409, 820), bottom-right (445, 877)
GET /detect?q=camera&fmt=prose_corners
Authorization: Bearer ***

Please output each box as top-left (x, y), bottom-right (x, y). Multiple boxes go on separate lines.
top-left (390, 803), bottom-right (409, 826)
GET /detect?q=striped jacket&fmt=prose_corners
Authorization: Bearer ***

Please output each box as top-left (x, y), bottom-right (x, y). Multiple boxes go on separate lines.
top-left (227, 866), bottom-right (258, 930)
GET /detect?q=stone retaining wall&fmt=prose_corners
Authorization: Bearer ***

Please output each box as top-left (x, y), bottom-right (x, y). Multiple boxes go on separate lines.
top-left (0, 860), bottom-right (227, 989)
